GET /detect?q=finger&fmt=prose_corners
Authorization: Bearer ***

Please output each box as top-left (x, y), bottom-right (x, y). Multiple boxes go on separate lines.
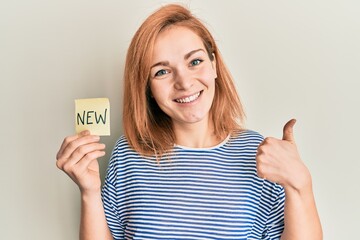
top-left (57, 135), bottom-right (80, 160)
top-left (60, 143), bottom-right (105, 172)
top-left (282, 119), bottom-right (296, 143)
top-left (69, 143), bottom-right (106, 165)
top-left (57, 131), bottom-right (90, 159)
top-left (58, 134), bottom-right (100, 162)
top-left (76, 150), bottom-right (106, 173)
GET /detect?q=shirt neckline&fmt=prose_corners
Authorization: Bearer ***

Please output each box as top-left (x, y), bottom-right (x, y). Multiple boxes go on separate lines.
top-left (174, 134), bottom-right (230, 151)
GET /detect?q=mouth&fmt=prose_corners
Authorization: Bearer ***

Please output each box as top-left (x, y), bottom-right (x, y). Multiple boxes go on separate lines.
top-left (174, 90), bottom-right (203, 103)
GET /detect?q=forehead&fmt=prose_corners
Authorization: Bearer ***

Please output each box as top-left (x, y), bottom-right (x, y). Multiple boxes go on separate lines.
top-left (152, 26), bottom-right (205, 61)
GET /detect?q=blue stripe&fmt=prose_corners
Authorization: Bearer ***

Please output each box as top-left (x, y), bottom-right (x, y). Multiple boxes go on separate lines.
top-left (102, 130), bottom-right (285, 239)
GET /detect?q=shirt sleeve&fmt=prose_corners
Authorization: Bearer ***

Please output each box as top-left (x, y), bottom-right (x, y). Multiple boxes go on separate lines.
top-left (264, 184), bottom-right (285, 239)
top-left (101, 156), bottom-right (125, 240)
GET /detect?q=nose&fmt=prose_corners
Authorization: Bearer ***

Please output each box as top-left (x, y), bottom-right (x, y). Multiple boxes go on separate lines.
top-left (174, 68), bottom-right (193, 90)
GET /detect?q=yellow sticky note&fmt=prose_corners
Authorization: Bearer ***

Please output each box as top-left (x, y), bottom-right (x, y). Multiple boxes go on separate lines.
top-left (75, 98), bottom-right (110, 136)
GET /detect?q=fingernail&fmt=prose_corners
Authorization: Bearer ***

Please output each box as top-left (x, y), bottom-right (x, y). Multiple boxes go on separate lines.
top-left (81, 130), bottom-right (90, 136)
top-left (93, 135), bottom-right (100, 140)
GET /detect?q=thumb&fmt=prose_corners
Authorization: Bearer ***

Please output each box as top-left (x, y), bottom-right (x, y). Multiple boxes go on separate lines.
top-left (282, 119), bottom-right (297, 143)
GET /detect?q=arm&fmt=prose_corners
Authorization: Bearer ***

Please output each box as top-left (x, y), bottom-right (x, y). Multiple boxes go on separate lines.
top-left (281, 180), bottom-right (322, 240)
top-left (56, 131), bottom-right (113, 240)
top-left (80, 191), bottom-right (113, 240)
top-left (257, 119), bottom-right (322, 239)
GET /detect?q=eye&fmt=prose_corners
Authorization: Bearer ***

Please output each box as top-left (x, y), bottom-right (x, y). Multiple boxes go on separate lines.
top-left (154, 69), bottom-right (168, 77)
top-left (190, 59), bottom-right (203, 67)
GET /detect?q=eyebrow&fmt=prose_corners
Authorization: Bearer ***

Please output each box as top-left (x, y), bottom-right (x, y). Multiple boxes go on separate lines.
top-left (150, 48), bottom-right (205, 69)
top-left (184, 48), bottom-right (205, 60)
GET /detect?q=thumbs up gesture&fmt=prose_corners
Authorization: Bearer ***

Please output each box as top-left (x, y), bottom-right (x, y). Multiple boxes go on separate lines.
top-left (256, 119), bottom-right (311, 191)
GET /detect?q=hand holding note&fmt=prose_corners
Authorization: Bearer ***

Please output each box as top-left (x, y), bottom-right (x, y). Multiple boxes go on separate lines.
top-left (56, 130), bottom-right (106, 193)
top-left (75, 98), bottom-right (110, 136)
top-left (256, 119), bottom-right (311, 191)
top-left (56, 98), bottom-right (110, 194)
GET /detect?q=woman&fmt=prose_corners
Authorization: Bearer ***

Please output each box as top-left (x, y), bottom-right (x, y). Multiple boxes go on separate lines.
top-left (56, 4), bottom-right (322, 240)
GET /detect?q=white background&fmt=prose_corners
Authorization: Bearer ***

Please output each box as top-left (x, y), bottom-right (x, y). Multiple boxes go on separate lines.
top-left (1, 0), bottom-right (359, 239)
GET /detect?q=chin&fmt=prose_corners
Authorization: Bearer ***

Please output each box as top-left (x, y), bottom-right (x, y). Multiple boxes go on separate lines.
top-left (179, 113), bottom-right (209, 125)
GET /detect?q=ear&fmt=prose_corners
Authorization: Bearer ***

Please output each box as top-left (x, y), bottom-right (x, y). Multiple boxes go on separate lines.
top-left (211, 53), bottom-right (217, 79)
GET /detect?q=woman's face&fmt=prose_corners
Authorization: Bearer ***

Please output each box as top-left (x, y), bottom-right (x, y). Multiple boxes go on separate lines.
top-left (149, 26), bottom-right (217, 128)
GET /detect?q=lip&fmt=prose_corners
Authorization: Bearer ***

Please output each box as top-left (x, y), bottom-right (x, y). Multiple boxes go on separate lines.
top-left (173, 90), bottom-right (203, 103)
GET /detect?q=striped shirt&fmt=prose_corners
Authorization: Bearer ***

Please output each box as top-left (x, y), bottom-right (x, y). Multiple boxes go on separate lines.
top-left (102, 130), bottom-right (285, 239)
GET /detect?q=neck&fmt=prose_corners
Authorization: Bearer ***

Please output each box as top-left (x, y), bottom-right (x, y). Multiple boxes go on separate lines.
top-left (173, 118), bottom-right (223, 148)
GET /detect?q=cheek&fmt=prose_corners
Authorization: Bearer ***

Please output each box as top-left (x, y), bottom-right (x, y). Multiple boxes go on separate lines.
top-left (150, 80), bottom-right (160, 96)
top-left (150, 81), bottom-right (170, 103)
top-left (198, 64), bottom-right (217, 83)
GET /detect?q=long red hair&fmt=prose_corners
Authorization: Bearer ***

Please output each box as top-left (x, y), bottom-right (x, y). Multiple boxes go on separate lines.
top-left (123, 4), bottom-right (245, 158)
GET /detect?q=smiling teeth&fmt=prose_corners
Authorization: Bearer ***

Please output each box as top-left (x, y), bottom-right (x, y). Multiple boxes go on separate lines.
top-left (175, 92), bottom-right (201, 103)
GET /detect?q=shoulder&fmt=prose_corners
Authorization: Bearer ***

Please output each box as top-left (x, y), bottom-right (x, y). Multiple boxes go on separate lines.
top-left (209, 129), bottom-right (264, 162)
top-left (229, 129), bottom-right (264, 146)
top-left (111, 135), bottom-right (141, 156)
top-left (107, 135), bottom-right (139, 168)
top-left (113, 135), bottom-right (131, 150)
